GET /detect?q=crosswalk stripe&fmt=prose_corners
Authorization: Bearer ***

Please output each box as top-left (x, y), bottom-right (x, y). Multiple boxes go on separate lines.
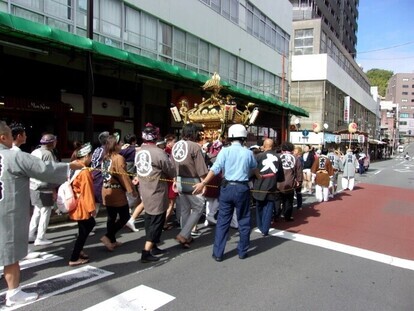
top-left (83, 285), bottom-right (175, 311)
top-left (0, 253), bottom-right (62, 274)
top-left (0, 265), bottom-right (113, 310)
top-left (260, 228), bottom-right (414, 271)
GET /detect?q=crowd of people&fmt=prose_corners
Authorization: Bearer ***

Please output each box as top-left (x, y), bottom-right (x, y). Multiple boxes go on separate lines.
top-left (0, 120), bottom-right (368, 306)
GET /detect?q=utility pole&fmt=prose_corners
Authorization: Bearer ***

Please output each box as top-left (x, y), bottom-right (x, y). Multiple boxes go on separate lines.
top-left (84, 0), bottom-right (94, 143)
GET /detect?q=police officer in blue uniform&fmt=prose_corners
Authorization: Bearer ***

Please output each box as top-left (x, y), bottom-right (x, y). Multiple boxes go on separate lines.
top-left (193, 124), bottom-right (260, 261)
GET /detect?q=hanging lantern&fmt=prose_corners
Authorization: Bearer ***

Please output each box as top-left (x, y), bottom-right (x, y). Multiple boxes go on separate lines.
top-left (348, 122), bottom-right (357, 133)
top-left (312, 122), bottom-right (321, 133)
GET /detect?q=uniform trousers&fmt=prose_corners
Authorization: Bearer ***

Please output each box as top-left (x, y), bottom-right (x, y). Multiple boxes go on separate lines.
top-left (177, 193), bottom-right (205, 239)
top-left (213, 183), bottom-right (251, 258)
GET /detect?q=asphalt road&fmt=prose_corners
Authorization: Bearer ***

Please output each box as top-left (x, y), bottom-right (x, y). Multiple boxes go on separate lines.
top-left (1, 153), bottom-right (413, 311)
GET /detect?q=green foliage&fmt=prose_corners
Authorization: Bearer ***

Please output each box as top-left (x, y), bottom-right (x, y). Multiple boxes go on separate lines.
top-left (366, 69), bottom-right (394, 97)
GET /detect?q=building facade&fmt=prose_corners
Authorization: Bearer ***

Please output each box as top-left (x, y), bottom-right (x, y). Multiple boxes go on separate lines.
top-left (288, 0), bottom-right (380, 151)
top-left (379, 100), bottom-right (399, 151)
top-left (385, 73), bottom-right (414, 141)
top-left (290, 0), bottom-right (358, 57)
top-left (0, 0), bottom-right (307, 157)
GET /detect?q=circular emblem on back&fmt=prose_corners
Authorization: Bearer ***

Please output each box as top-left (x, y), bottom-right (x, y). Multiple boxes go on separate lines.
top-left (172, 141), bottom-right (188, 163)
top-left (135, 150), bottom-right (152, 177)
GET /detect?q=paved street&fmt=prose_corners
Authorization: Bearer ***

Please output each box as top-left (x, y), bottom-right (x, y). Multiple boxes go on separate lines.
top-left (1, 156), bottom-right (413, 310)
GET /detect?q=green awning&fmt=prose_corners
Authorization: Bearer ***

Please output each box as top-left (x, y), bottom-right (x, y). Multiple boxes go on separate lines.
top-left (0, 11), bottom-right (308, 117)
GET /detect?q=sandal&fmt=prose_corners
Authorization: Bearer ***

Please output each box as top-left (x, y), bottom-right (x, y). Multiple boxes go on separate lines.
top-left (163, 224), bottom-right (174, 231)
top-left (100, 236), bottom-right (115, 252)
top-left (176, 234), bottom-right (191, 249)
top-left (69, 258), bottom-right (89, 267)
top-left (79, 251), bottom-right (89, 260)
top-left (112, 241), bottom-right (123, 248)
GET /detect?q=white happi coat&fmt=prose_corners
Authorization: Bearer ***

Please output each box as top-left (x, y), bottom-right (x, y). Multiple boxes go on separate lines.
top-left (0, 144), bottom-right (69, 266)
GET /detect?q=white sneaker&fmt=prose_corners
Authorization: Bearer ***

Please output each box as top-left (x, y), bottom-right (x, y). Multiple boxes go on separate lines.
top-left (6, 288), bottom-right (39, 306)
top-left (28, 235), bottom-right (36, 243)
top-left (34, 239), bottom-right (53, 246)
top-left (125, 220), bottom-right (139, 232)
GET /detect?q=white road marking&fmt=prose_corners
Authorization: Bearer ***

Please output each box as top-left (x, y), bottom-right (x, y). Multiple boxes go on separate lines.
top-left (83, 285), bottom-right (175, 311)
top-left (0, 266), bottom-right (113, 310)
top-left (257, 229), bottom-right (414, 271)
top-left (0, 253), bottom-right (62, 274)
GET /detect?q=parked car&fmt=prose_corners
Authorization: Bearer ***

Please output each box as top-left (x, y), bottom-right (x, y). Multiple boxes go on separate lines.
top-left (398, 145), bottom-right (404, 153)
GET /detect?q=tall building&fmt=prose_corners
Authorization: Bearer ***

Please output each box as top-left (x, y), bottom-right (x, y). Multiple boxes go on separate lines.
top-left (0, 0), bottom-right (306, 156)
top-left (288, 0), bottom-right (380, 151)
top-left (291, 0), bottom-right (358, 56)
top-left (385, 73), bottom-right (414, 140)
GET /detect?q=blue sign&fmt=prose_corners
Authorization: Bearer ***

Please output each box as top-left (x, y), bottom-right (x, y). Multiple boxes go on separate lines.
top-left (302, 130), bottom-right (309, 137)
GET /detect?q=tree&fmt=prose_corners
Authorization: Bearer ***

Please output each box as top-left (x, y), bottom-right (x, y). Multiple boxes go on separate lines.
top-left (366, 69), bottom-right (393, 98)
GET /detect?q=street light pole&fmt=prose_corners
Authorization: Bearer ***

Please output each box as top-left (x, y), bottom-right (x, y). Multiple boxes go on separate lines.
top-left (323, 123), bottom-right (328, 148)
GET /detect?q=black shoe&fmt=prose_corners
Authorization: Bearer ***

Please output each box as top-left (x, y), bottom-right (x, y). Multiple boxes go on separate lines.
top-left (239, 253), bottom-right (248, 260)
top-left (285, 217), bottom-right (294, 222)
top-left (151, 246), bottom-right (167, 256)
top-left (212, 254), bottom-right (223, 262)
top-left (141, 250), bottom-right (160, 263)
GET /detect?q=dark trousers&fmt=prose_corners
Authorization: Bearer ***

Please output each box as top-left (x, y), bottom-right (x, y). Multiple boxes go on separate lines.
top-left (70, 217), bottom-right (96, 261)
top-left (275, 191), bottom-right (294, 220)
top-left (295, 187), bottom-right (303, 208)
top-left (255, 199), bottom-right (274, 235)
top-left (213, 183), bottom-right (251, 258)
top-left (105, 204), bottom-right (130, 243)
top-left (144, 212), bottom-right (166, 244)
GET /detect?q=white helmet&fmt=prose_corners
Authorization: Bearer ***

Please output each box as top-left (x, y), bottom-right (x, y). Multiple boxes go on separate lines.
top-left (228, 124), bottom-right (247, 139)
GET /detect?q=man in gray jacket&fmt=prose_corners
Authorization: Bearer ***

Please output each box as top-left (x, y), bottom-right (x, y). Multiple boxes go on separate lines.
top-left (0, 121), bottom-right (82, 306)
top-left (135, 123), bottom-right (176, 262)
top-left (28, 133), bottom-right (59, 246)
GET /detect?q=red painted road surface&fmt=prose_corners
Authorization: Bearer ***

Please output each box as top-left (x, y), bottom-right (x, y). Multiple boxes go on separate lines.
top-left (273, 183), bottom-right (414, 261)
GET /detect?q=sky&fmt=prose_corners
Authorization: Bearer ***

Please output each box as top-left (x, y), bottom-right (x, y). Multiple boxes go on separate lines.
top-left (356, 0), bottom-right (414, 74)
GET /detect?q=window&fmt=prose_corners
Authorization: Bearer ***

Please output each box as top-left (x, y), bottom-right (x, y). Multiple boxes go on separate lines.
top-left (45, 0), bottom-right (72, 21)
top-left (401, 99), bottom-right (408, 103)
top-left (141, 13), bottom-right (157, 56)
top-left (402, 85), bottom-right (409, 88)
top-left (100, 0), bottom-right (121, 39)
top-left (400, 121), bottom-right (407, 126)
top-left (400, 113), bottom-right (409, 118)
top-left (209, 45), bottom-right (219, 73)
top-left (199, 40), bottom-right (209, 75)
top-left (294, 28), bottom-right (314, 55)
top-left (402, 92), bottom-right (408, 95)
top-left (186, 34), bottom-right (199, 67)
top-left (173, 28), bottom-right (186, 64)
top-left (158, 22), bottom-right (172, 58)
top-left (237, 59), bottom-right (245, 86)
top-left (125, 7), bottom-right (140, 46)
